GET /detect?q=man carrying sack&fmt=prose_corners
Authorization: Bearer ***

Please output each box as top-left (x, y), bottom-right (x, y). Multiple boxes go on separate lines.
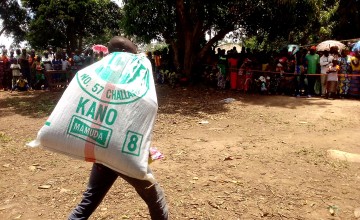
top-left (68, 36), bottom-right (169, 219)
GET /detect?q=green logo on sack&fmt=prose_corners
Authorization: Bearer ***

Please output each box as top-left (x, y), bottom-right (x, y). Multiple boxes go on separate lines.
top-left (67, 116), bottom-right (112, 148)
top-left (76, 53), bottom-right (150, 105)
top-left (122, 130), bottom-right (143, 156)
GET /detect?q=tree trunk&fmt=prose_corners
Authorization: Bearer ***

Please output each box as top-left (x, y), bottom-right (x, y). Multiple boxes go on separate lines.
top-left (78, 36), bottom-right (83, 51)
top-left (169, 41), bottom-right (180, 71)
top-left (0, 27), bottom-right (6, 36)
top-left (197, 29), bottom-right (231, 61)
top-left (180, 29), bottom-right (231, 80)
top-left (182, 32), bottom-right (194, 78)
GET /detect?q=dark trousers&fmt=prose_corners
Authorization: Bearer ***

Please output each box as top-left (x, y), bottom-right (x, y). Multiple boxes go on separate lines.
top-left (68, 163), bottom-right (168, 220)
top-left (295, 75), bottom-right (309, 96)
top-left (307, 75), bottom-right (317, 95)
top-left (22, 69), bottom-right (32, 87)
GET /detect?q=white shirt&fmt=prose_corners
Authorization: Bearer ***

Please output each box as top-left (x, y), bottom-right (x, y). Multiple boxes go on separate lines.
top-left (42, 57), bottom-right (53, 71)
top-left (327, 64), bottom-right (338, 82)
top-left (320, 55), bottom-right (333, 74)
top-left (10, 64), bottom-right (21, 76)
top-left (61, 59), bottom-right (70, 71)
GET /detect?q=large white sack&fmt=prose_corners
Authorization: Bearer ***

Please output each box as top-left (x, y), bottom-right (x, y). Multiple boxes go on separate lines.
top-left (28, 52), bottom-right (158, 182)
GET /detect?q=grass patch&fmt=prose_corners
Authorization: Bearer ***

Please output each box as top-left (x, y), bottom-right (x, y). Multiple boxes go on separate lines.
top-left (0, 132), bottom-right (12, 143)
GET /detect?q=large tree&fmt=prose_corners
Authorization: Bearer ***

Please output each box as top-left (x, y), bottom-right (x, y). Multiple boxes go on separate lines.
top-left (245, 0), bottom-right (321, 47)
top-left (332, 0), bottom-right (360, 41)
top-left (0, 0), bottom-right (28, 43)
top-left (122, 0), bottom-right (320, 79)
top-left (22, 0), bottom-right (122, 51)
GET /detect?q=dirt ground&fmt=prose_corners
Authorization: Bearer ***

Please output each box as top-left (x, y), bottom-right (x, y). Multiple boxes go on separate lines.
top-left (1, 86), bottom-right (360, 220)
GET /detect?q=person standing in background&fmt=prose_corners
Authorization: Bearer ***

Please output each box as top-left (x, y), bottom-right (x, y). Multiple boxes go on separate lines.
top-left (217, 49), bottom-right (227, 89)
top-left (48, 47), bottom-right (55, 61)
top-left (319, 50), bottom-right (333, 96)
top-left (338, 48), bottom-right (351, 97)
top-left (0, 50), bottom-right (9, 90)
top-left (10, 59), bottom-right (22, 92)
top-left (326, 59), bottom-right (339, 99)
top-left (28, 49), bottom-right (37, 88)
top-left (15, 49), bottom-right (21, 59)
top-left (154, 50), bottom-right (162, 83)
top-left (42, 51), bottom-right (53, 71)
top-left (228, 51), bottom-right (238, 90)
top-left (305, 46), bottom-right (320, 97)
top-left (19, 49), bottom-right (32, 90)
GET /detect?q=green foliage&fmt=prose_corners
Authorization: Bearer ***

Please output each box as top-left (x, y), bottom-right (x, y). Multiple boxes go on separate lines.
top-left (121, 0), bottom-right (324, 78)
top-left (122, 0), bottom-right (257, 78)
top-left (244, 0), bottom-right (322, 46)
top-left (332, 0), bottom-right (360, 40)
top-left (22, 0), bottom-right (122, 50)
top-left (0, 132), bottom-right (12, 144)
top-left (121, 0), bottom-right (176, 43)
top-left (142, 42), bottom-right (168, 53)
top-left (0, 0), bottom-right (28, 43)
top-left (159, 69), bottom-right (180, 88)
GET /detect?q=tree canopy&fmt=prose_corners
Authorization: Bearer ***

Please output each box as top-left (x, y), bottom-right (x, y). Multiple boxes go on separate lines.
top-left (21, 0), bottom-right (122, 51)
top-left (1, 0), bottom-right (360, 78)
top-left (121, 0), bottom-right (325, 78)
top-left (332, 0), bottom-right (360, 40)
top-left (0, 0), bottom-right (28, 43)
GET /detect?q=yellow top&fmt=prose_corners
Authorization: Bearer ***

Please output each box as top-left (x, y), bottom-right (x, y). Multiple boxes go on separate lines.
top-left (350, 57), bottom-right (360, 71)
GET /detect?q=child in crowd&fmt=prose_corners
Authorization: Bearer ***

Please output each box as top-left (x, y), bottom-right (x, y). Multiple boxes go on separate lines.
top-left (13, 75), bottom-right (29, 92)
top-left (326, 59), bottom-right (340, 99)
top-left (10, 59), bottom-right (22, 92)
top-left (33, 56), bottom-right (46, 90)
top-left (217, 50), bottom-right (227, 89)
top-left (52, 53), bottom-right (63, 83)
top-left (257, 75), bottom-right (269, 94)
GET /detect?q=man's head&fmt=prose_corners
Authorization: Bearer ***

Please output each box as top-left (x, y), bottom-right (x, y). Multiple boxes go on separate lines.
top-left (310, 46), bottom-right (316, 55)
top-left (323, 50), bottom-right (329, 56)
top-left (330, 46), bottom-right (339, 55)
top-left (332, 59), bottom-right (338, 65)
top-left (108, 36), bottom-right (137, 54)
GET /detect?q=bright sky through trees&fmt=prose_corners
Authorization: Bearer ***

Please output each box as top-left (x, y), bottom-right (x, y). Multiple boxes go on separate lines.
top-left (0, 0), bottom-right (123, 50)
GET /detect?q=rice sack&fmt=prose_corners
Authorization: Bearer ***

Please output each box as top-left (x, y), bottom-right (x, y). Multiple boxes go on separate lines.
top-left (28, 52), bottom-right (158, 182)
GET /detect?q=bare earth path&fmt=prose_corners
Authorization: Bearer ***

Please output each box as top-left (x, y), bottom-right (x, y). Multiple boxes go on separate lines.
top-left (0, 86), bottom-right (360, 220)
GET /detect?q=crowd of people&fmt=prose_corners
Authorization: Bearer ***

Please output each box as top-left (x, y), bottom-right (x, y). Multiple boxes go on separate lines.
top-left (201, 43), bottom-right (360, 99)
top-left (0, 47), bottom-right (104, 92)
top-left (1, 41), bottom-right (360, 99)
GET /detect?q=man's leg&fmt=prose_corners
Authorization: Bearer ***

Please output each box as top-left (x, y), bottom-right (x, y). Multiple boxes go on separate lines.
top-left (295, 75), bottom-right (300, 96)
top-left (321, 74), bottom-right (327, 95)
top-left (119, 172), bottom-right (169, 220)
top-left (303, 76), bottom-right (309, 96)
top-left (307, 75), bottom-right (315, 96)
top-left (68, 163), bottom-right (118, 220)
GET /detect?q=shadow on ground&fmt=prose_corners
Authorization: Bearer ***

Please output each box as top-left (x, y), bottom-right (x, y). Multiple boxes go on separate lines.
top-left (0, 85), bottom-right (345, 119)
top-left (0, 90), bottom-right (63, 118)
top-left (156, 85), bottom-right (333, 116)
